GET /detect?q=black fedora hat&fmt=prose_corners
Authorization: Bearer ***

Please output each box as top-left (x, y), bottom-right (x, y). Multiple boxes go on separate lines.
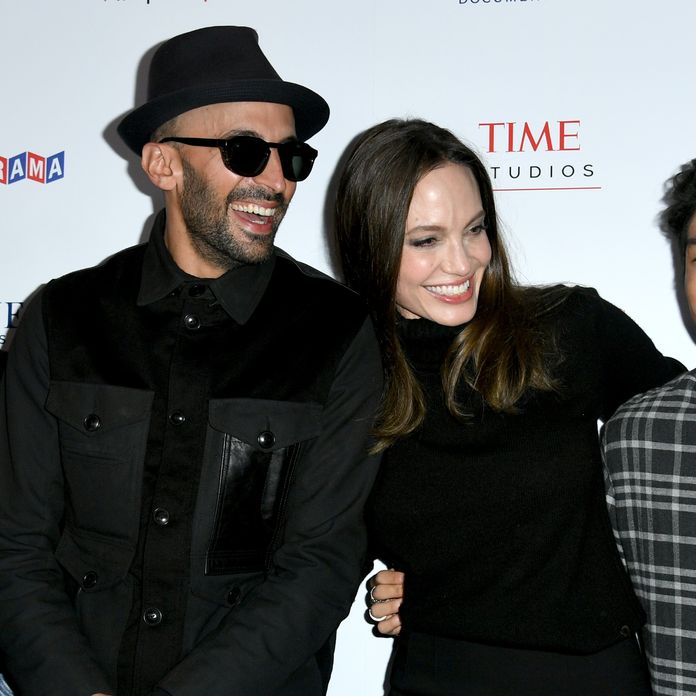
top-left (117, 26), bottom-right (330, 155)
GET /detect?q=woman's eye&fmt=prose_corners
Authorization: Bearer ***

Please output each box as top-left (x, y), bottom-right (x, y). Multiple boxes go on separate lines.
top-left (469, 224), bottom-right (488, 236)
top-left (410, 237), bottom-right (437, 248)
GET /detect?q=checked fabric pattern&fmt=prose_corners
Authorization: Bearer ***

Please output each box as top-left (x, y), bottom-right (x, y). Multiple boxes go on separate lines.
top-left (603, 369), bottom-right (696, 695)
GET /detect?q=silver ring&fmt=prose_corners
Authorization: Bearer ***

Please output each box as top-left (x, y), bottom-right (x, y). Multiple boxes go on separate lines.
top-left (369, 585), bottom-right (387, 605)
top-left (368, 607), bottom-right (387, 622)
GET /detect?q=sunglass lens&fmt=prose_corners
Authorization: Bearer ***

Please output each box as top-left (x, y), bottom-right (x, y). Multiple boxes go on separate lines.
top-left (279, 143), bottom-right (317, 182)
top-left (221, 137), bottom-right (270, 177)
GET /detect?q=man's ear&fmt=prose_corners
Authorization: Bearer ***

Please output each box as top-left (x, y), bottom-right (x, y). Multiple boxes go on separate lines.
top-left (141, 142), bottom-right (180, 191)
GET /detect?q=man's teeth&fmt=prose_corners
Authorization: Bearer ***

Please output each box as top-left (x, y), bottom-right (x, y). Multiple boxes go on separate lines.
top-left (231, 203), bottom-right (274, 217)
top-left (427, 280), bottom-right (471, 296)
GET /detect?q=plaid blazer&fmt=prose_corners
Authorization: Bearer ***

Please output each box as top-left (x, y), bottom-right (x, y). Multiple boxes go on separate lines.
top-left (603, 369), bottom-right (696, 695)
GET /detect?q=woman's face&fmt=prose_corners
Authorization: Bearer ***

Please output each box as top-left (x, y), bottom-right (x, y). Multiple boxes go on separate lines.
top-left (396, 163), bottom-right (492, 326)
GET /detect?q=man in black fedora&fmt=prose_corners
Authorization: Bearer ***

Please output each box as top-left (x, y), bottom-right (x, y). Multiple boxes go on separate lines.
top-left (0, 26), bottom-right (381, 696)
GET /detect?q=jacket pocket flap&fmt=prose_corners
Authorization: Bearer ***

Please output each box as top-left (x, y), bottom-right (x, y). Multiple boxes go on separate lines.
top-left (189, 568), bottom-right (262, 607)
top-left (208, 398), bottom-right (322, 450)
top-left (46, 381), bottom-right (154, 434)
top-left (55, 527), bottom-right (134, 591)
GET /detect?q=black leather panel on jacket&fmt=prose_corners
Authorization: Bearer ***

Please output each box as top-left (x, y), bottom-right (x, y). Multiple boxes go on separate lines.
top-left (206, 398), bottom-right (322, 574)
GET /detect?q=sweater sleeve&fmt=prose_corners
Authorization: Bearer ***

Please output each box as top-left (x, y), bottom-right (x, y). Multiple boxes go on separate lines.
top-left (576, 287), bottom-right (685, 421)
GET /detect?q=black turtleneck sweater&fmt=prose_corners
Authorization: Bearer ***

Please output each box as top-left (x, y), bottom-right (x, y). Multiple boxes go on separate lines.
top-left (367, 286), bottom-right (683, 654)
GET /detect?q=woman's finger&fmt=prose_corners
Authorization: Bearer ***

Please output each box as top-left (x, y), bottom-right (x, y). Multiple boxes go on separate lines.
top-left (375, 613), bottom-right (402, 636)
top-left (368, 597), bottom-right (401, 619)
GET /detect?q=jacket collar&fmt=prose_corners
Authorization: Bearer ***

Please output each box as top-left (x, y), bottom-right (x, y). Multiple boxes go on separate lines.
top-left (137, 209), bottom-right (275, 325)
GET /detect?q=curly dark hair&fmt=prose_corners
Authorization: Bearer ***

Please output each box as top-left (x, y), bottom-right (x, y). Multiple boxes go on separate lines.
top-left (661, 159), bottom-right (696, 257)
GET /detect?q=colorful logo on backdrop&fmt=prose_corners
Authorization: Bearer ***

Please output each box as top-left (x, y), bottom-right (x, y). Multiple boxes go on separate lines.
top-left (0, 151), bottom-right (65, 185)
top-left (0, 302), bottom-right (23, 346)
top-left (476, 119), bottom-right (599, 192)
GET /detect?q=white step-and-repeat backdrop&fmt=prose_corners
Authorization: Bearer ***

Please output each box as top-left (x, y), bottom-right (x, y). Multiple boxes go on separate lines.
top-left (3, 1), bottom-right (695, 693)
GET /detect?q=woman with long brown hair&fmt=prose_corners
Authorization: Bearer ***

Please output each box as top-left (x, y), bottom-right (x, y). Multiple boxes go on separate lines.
top-left (334, 118), bottom-right (682, 695)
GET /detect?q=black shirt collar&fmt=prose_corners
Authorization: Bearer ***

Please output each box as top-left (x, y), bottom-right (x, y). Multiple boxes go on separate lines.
top-left (137, 209), bottom-right (275, 324)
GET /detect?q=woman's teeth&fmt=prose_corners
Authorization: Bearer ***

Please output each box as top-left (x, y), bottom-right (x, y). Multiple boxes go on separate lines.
top-left (426, 279), bottom-right (471, 296)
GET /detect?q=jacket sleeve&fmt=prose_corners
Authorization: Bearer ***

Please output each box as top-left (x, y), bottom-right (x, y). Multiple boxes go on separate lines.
top-left (154, 317), bottom-right (383, 696)
top-left (0, 292), bottom-right (114, 696)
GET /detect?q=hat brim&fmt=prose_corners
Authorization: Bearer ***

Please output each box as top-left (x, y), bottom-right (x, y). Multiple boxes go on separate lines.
top-left (117, 79), bottom-right (329, 155)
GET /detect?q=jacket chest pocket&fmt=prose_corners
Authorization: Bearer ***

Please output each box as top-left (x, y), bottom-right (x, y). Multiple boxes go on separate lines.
top-left (202, 398), bottom-right (322, 575)
top-left (45, 380), bottom-right (154, 540)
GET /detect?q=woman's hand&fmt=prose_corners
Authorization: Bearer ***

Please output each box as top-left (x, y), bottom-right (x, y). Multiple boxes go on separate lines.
top-left (366, 568), bottom-right (404, 636)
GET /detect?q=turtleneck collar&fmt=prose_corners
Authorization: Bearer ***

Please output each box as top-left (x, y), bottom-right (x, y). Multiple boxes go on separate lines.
top-left (397, 315), bottom-right (468, 371)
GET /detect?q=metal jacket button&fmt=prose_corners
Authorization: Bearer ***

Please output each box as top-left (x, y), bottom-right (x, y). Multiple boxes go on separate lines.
top-left (153, 508), bottom-right (170, 526)
top-left (620, 625), bottom-right (631, 638)
top-left (169, 411), bottom-right (186, 425)
top-left (82, 571), bottom-right (98, 589)
top-left (257, 430), bottom-right (275, 449)
top-left (184, 314), bottom-right (201, 330)
top-left (83, 414), bottom-right (101, 431)
top-left (143, 607), bottom-right (162, 626)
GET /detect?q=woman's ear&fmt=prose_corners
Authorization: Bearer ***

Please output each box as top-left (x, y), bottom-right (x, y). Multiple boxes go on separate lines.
top-left (141, 142), bottom-right (180, 191)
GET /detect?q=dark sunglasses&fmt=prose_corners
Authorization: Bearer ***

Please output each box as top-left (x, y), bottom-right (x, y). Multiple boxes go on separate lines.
top-left (159, 135), bottom-right (318, 182)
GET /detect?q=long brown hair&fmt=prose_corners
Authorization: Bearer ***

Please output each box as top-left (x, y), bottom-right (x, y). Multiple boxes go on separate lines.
top-left (334, 119), bottom-right (560, 451)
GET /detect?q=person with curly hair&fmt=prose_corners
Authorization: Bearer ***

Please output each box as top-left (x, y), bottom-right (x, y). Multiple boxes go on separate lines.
top-left (603, 158), bottom-right (696, 695)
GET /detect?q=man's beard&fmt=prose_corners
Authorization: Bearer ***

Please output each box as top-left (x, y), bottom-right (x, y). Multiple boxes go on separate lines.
top-left (179, 158), bottom-right (288, 270)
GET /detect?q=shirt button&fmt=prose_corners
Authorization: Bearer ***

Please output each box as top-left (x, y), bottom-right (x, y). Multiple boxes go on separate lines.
top-left (83, 414), bottom-right (101, 431)
top-left (620, 625), bottom-right (631, 638)
top-left (153, 508), bottom-right (170, 526)
top-left (257, 430), bottom-right (275, 449)
top-left (143, 607), bottom-right (163, 626)
top-left (169, 411), bottom-right (186, 425)
top-left (184, 314), bottom-right (201, 330)
top-left (82, 571), bottom-right (98, 589)
top-left (188, 284), bottom-right (206, 297)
